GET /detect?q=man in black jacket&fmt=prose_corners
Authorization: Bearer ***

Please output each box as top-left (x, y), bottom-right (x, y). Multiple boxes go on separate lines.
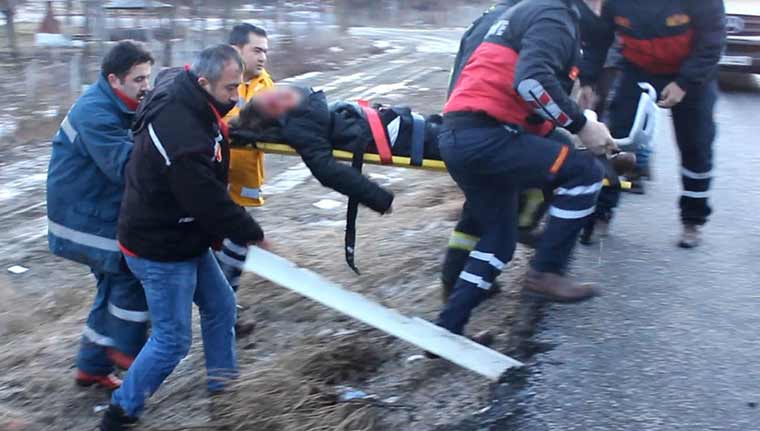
top-left (580, 0), bottom-right (726, 248)
top-left (435, 0), bottom-right (614, 339)
top-left (101, 45), bottom-right (264, 430)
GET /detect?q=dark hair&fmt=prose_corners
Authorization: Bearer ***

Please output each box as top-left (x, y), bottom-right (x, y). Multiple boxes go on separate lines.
top-left (191, 44), bottom-right (244, 84)
top-left (228, 23), bottom-right (268, 48)
top-left (101, 40), bottom-right (154, 79)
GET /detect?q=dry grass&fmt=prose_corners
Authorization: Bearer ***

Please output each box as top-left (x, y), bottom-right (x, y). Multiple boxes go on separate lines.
top-left (209, 333), bottom-right (390, 431)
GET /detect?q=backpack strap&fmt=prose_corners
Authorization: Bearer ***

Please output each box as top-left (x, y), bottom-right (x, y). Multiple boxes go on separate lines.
top-left (343, 131), bottom-right (370, 275)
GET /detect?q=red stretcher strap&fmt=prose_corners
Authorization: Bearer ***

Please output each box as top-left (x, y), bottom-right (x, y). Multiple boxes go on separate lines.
top-left (358, 100), bottom-right (393, 165)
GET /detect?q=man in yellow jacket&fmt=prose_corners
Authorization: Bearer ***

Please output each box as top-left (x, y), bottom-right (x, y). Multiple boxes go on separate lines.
top-left (226, 23), bottom-right (274, 207)
top-left (218, 23), bottom-right (274, 337)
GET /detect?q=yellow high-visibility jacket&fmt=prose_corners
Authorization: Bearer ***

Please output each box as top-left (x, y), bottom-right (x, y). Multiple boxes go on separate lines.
top-left (224, 69), bottom-right (274, 207)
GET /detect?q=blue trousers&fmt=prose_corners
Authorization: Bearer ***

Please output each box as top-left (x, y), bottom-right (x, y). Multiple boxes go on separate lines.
top-left (441, 130), bottom-right (575, 287)
top-left (600, 64), bottom-right (717, 225)
top-left (77, 269), bottom-right (148, 375)
top-left (111, 249), bottom-right (237, 417)
top-left (437, 125), bottom-right (603, 334)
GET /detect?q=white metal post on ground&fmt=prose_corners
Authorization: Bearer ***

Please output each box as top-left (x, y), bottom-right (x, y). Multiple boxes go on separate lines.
top-left (243, 246), bottom-right (523, 381)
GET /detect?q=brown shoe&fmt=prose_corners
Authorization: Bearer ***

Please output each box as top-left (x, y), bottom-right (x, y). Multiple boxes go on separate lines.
top-left (235, 318), bottom-right (256, 338)
top-left (522, 269), bottom-right (596, 303)
top-left (678, 224), bottom-right (702, 248)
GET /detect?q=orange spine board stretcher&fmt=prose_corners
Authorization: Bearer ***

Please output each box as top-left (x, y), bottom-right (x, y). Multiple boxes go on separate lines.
top-left (254, 142), bottom-right (630, 189)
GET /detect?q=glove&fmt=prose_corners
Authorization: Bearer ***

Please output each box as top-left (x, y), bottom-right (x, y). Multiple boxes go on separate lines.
top-left (577, 85), bottom-right (598, 111)
top-left (577, 119), bottom-right (616, 156)
top-left (228, 128), bottom-right (261, 146)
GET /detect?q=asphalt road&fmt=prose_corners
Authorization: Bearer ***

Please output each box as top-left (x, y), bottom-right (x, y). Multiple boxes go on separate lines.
top-left (469, 74), bottom-right (760, 431)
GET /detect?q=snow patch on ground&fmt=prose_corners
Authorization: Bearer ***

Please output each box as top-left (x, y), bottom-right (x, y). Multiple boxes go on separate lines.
top-left (262, 163), bottom-right (313, 195)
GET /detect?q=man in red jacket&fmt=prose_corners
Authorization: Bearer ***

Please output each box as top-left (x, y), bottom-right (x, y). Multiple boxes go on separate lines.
top-left (435, 0), bottom-right (613, 339)
top-left (580, 0), bottom-right (726, 248)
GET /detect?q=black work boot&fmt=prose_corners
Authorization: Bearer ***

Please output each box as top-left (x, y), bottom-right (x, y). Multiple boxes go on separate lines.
top-left (624, 164), bottom-right (649, 195)
top-left (627, 179), bottom-right (646, 195)
top-left (100, 405), bottom-right (137, 431)
top-left (580, 213), bottom-right (611, 246)
top-left (522, 269), bottom-right (596, 303)
top-left (678, 224), bottom-right (702, 248)
top-left (441, 247), bottom-right (469, 303)
top-left (234, 317), bottom-right (256, 338)
top-left (517, 227), bottom-right (540, 248)
top-left (425, 329), bottom-right (495, 359)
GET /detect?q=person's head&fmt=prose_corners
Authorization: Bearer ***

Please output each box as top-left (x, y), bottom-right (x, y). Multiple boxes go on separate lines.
top-left (228, 23), bottom-right (269, 80)
top-left (190, 44), bottom-right (244, 108)
top-left (233, 86), bottom-right (304, 131)
top-left (101, 40), bottom-right (154, 101)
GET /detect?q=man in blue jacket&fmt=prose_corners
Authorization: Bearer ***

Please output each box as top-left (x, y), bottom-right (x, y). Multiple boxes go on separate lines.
top-left (47, 41), bottom-right (154, 390)
top-left (580, 0), bottom-right (726, 247)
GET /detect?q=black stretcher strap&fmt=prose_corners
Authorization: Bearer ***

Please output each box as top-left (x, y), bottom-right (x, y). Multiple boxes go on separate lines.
top-left (345, 133), bottom-right (370, 275)
top-left (410, 113), bottom-right (426, 167)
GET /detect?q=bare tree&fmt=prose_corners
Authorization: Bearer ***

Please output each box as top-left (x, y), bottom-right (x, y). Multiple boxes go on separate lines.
top-left (64, 0), bottom-right (73, 27)
top-left (1, 0), bottom-right (18, 53)
top-left (221, 0), bottom-right (232, 31)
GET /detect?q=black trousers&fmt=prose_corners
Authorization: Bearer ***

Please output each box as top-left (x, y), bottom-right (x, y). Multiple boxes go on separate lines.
top-left (598, 64), bottom-right (717, 225)
top-left (436, 125), bottom-right (603, 334)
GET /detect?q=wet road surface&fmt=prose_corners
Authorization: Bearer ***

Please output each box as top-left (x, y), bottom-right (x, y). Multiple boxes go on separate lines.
top-left (465, 74), bottom-right (760, 431)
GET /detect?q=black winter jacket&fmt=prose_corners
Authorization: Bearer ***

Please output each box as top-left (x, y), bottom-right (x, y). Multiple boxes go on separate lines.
top-left (118, 67), bottom-right (264, 262)
top-left (447, 1), bottom-right (521, 98)
top-left (231, 89), bottom-right (431, 214)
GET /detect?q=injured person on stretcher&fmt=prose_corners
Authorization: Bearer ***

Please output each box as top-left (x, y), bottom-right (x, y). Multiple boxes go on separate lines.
top-left (228, 85), bottom-right (446, 214)
top-left (227, 86), bottom-right (634, 269)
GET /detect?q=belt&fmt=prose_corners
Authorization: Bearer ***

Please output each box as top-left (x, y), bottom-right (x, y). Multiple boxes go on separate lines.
top-left (442, 111), bottom-right (522, 132)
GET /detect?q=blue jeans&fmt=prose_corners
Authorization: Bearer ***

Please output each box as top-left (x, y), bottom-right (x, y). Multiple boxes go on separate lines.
top-left (77, 269), bottom-right (149, 375)
top-left (111, 249), bottom-right (237, 417)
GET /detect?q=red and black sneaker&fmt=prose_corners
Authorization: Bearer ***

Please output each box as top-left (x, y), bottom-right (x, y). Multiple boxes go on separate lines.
top-left (106, 348), bottom-right (135, 371)
top-left (75, 370), bottom-right (122, 391)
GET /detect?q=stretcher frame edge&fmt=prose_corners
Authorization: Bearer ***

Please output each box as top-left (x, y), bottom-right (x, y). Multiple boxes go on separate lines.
top-left (254, 142), bottom-right (630, 189)
top-left (243, 246), bottom-right (524, 381)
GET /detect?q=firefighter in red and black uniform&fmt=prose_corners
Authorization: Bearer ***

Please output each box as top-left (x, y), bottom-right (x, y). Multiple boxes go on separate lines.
top-left (436, 0), bottom-right (614, 337)
top-left (581, 0), bottom-right (726, 248)
top-left (440, 0), bottom-right (522, 304)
